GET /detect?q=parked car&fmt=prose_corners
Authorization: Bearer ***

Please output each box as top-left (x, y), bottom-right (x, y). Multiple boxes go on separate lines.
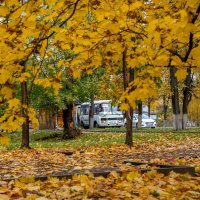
top-left (125, 114), bottom-right (156, 128)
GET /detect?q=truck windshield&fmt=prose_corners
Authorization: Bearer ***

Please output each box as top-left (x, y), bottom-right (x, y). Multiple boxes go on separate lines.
top-left (100, 103), bottom-right (122, 114)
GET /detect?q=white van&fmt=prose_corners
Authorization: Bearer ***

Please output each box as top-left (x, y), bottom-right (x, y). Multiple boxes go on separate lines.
top-left (79, 100), bottom-right (124, 128)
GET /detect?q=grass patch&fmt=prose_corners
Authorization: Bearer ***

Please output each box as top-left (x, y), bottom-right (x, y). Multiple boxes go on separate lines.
top-left (88, 127), bottom-right (200, 133)
top-left (2, 128), bottom-right (200, 150)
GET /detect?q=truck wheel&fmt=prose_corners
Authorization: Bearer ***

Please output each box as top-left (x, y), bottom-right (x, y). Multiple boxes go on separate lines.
top-left (94, 122), bottom-right (99, 128)
top-left (81, 122), bottom-right (87, 129)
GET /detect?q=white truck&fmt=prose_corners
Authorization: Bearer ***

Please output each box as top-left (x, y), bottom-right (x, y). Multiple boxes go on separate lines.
top-left (78, 100), bottom-right (124, 128)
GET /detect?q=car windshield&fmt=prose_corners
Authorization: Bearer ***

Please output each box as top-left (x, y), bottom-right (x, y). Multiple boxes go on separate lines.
top-left (142, 114), bottom-right (150, 119)
top-left (133, 114), bottom-right (151, 119)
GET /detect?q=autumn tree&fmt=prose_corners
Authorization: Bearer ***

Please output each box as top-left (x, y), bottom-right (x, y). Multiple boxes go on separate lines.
top-left (144, 0), bottom-right (200, 129)
top-left (63, 0), bottom-right (164, 145)
top-left (0, 0), bottom-right (85, 147)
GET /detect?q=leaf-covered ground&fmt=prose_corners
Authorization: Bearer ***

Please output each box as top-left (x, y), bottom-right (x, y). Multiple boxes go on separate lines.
top-left (0, 131), bottom-right (200, 199)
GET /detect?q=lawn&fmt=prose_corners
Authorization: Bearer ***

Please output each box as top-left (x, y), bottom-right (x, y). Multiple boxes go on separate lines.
top-left (3, 127), bottom-right (200, 150)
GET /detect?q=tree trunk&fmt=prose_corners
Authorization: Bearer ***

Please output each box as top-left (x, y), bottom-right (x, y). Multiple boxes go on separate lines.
top-left (89, 96), bottom-right (94, 129)
top-left (148, 100), bottom-right (150, 118)
top-left (163, 95), bottom-right (168, 127)
top-left (62, 104), bottom-right (73, 138)
top-left (125, 108), bottom-right (133, 146)
top-left (182, 68), bottom-right (192, 129)
top-left (63, 104), bottom-right (82, 139)
top-left (63, 104), bottom-right (73, 130)
top-left (122, 49), bottom-right (134, 147)
top-left (20, 80), bottom-right (30, 149)
top-left (170, 66), bottom-right (182, 130)
top-left (137, 101), bottom-right (142, 128)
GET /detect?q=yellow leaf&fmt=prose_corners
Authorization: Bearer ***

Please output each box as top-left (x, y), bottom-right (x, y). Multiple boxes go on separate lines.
top-left (6, 0), bottom-right (19, 7)
top-left (175, 69), bottom-right (188, 80)
top-left (35, 79), bottom-right (51, 87)
top-left (80, 174), bottom-right (92, 186)
top-left (39, 40), bottom-right (48, 58)
top-left (0, 7), bottom-right (9, 17)
top-left (191, 45), bottom-right (200, 58)
top-left (57, 60), bottom-right (64, 67)
top-left (154, 55), bottom-right (169, 67)
top-left (154, 32), bottom-right (161, 47)
top-left (18, 72), bottom-right (31, 82)
top-left (52, 82), bottom-right (62, 96)
top-left (0, 194), bottom-right (9, 200)
top-left (61, 43), bottom-right (71, 50)
top-left (7, 98), bottom-right (20, 109)
top-left (28, 108), bottom-right (39, 130)
top-left (15, 179), bottom-right (26, 189)
top-left (19, 176), bottom-right (35, 183)
top-left (179, 9), bottom-right (188, 22)
top-left (120, 3), bottom-right (129, 13)
top-left (0, 134), bottom-right (10, 145)
top-left (1, 87), bottom-right (13, 100)
top-left (72, 69), bottom-right (81, 78)
top-left (130, 2), bottom-right (143, 10)
top-left (0, 69), bottom-right (12, 84)
top-left (126, 171), bottom-right (140, 182)
top-left (73, 45), bottom-right (86, 53)
top-left (119, 103), bottom-right (129, 111)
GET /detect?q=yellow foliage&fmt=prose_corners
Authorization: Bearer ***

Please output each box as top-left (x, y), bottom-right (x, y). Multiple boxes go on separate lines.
top-left (52, 82), bottom-right (62, 96)
top-left (19, 176), bottom-right (35, 183)
top-left (0, 7), bottom-right (9, 17)
top-left (18, 72), bottom-right (31, 82)
top-left (175, 69), bottom-right (188, 80)
top-left (119, 103), bottom-right (129, 111)
top-left (39, 40), bottom-right (48, 58)
top-left (35, 79), bottom-right (52, 87)
top-left (191, 45), bottom-right (200, 58)
top-left (0, 0), bottom-right (199, 135)
top-left (28, 108), bottom-right (39, 130)
top-left (57, 60), bottom-right (64, 67)
top-left (0, 133), bottom-right (10, 145)
top-left (130, 2), bottom-right (143, 10)
top-left (126, 171), bottom-right (140, 182)
top-left (0, 69), bottom-right (12, 84)
top-left (153, 55), bottom-right (169, 67)
top-left (1, 87), bottom-right (13, 100)
top-left (6, 0), bottom-right (19, 7)
top-left (8, 98), bottom-right (20, 109)
top-left (72, 68), bottom-right (81, 78)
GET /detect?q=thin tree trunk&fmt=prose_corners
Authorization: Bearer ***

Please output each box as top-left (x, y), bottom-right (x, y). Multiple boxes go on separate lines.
top-left (125, 68), bottom-right (134, 146)
top-left (125, 108), bottom-right (133, 146)
top-left (148, 100), bottom-right (150, 118)
top-left (182, 68), bottom-right (192, 129)
top-left (137, 101), bottom-right (142, 128)
top-left (170, 66), bottom-right (182, 130)
top-left (122, 49), bottom-right (134, 147)
top-left (163, 95), bottom-right (168, 127)
top-left (89, 96), bottom-right (94, 129)
top-left (20, 78), bottom-right (30, 149)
